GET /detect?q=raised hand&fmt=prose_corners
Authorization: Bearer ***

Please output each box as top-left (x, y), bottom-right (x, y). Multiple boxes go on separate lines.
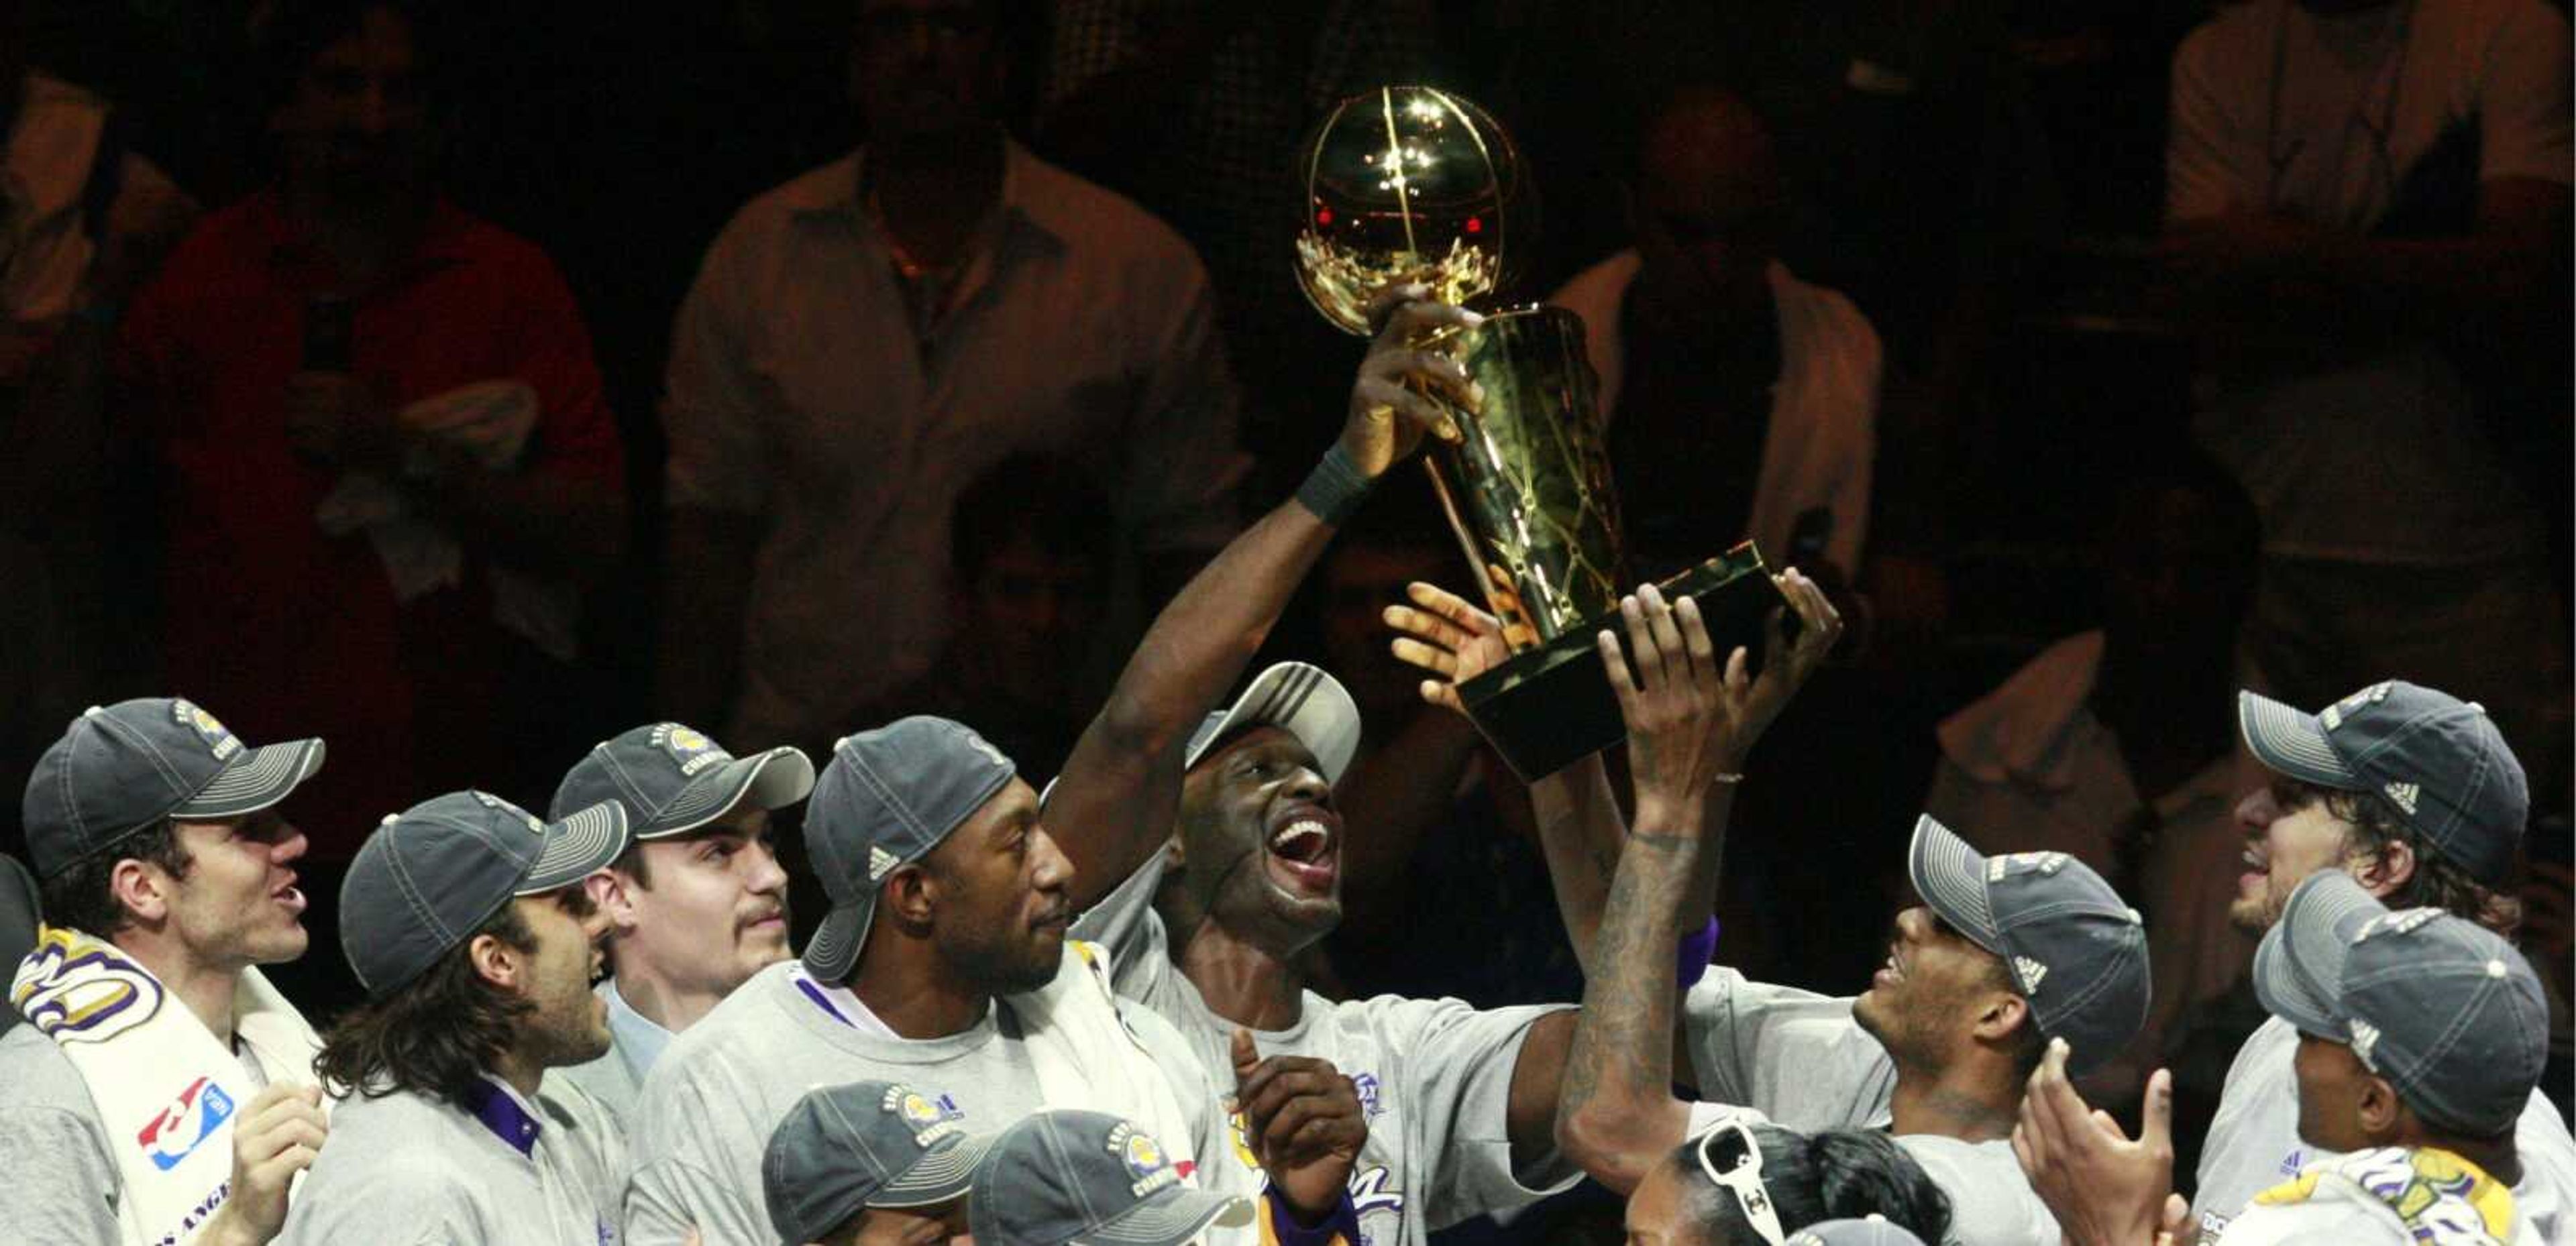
top-left (2010, 1038), bottom-right (2188, 1246)
top-left (1340, 284), bottom-right (1481, 478)
top-left (1597, 585), bottom-right (1732, 813)
top-left (1705, 567), bottom-right (1841, 771)
top-left (1230, 1027), bottom-right (1365, 1223)
top-left (204, 1081), bottom-right (329, 1246)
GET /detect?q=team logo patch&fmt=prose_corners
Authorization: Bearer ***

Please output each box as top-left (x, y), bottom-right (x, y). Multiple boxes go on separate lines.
top-left (953, 725), bottom-right (1010, 773)
top-left (1989, 851), bottom-right (2068, 881)
top-left (1352, 1072), bottom-right (1384, 1119)
top-left (137, 1076), bottom-right (235, 1172)
top-left (1108, 1122), bottom-right (1179, 1198)
top-left (13, 928), bottom-right (164, 1043)
top-left (653, 724), bottom-right (731, 777)
top-left (472, 791), bottom-right (546, 834)
top-left (2357, 907), bottom-right (2443, 942)
top-left (171, 699), bottom-right (243, 762)
top-left (882, 1085), bottom-right (965, 1147)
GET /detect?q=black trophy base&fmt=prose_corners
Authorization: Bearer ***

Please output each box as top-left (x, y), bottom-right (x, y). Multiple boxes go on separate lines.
top-left (1456, 544), bottom-right (1792, 783)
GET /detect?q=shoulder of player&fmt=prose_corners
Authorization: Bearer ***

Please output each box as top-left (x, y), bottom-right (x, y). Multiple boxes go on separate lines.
top-left (0, 1026), bottom-right (96, 1113)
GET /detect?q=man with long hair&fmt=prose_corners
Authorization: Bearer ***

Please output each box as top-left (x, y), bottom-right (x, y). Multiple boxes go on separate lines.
top-left (2193, 681), bottom-right (2576, 1235)
top-left (0, 699), bottom-right (331, 1246)
top-left (276, 791), bottom-right (630, 1245)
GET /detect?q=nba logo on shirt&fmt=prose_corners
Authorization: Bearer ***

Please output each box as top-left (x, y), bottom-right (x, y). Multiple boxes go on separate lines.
top-left (136, 1076), bottom-right (235, 1172)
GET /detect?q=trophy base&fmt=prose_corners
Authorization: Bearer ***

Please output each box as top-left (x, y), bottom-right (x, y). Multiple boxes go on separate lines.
top-left (1456, 544), bottom-right (1792, 783)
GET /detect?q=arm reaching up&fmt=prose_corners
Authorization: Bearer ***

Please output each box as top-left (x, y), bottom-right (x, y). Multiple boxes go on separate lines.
top-left (1049, 288), bottom-right (1482, 912)
top-left (1552, 573), bottom-right (1841, 1195)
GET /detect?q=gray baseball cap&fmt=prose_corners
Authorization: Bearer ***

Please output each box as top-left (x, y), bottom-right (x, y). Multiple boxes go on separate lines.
top-left (801, 717), bottom-right (1018, 983)
top-left (1184, 662), bottom-right (1363, 785)
top-left (761, 1080), bottom-right (994, 1245)
top-left (968, 1109), bottom-right (1254, 1246)
top-left (339, 791), bottom-right (630, 997)
top-left (2238, 681), bottom-right (2527, 885)
top-left (2253, 870), bottom-right (2547, 1137)
top-left (1790, 1219), bottom-right (1929, 1246)
top-left (1908, 815), bottom-right (2151, 1074)
top-left (549, 722), bottom-right (814, 839)
top-left (22, 698), bottom-right (325, 879)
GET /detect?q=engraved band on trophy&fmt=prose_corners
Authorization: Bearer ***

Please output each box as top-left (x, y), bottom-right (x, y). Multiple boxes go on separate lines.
top-left (1293, 85), bottom-right (1792, 781)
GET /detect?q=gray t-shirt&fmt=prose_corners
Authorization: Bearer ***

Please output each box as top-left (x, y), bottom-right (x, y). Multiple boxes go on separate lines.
top-left (1071, 854), bottom-right (1580, 1245)
top-left (2194, 1015), bottom-right (2576, 1241)
top-left (623, 954), bottom-right (1244, 1246)
top-left (1680, 966), bottom-right (2061, 1246)
top-left (276, 1075), bottom-right (627, 1246)
top-left (0, 1025), bottom-right (121, 1245)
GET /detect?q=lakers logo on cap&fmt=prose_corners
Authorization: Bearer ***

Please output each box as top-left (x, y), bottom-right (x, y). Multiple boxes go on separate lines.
top-left (472, 791), bottom-right (545, 835)
top-left (953, 724), bottom-right (1010, 773)
top-left (170, 699), bottom-right (243, 762)
top-left (652, 724), bottom-right (730, 776)
top-left (1107, 1122), bottom-right (1179, 1197)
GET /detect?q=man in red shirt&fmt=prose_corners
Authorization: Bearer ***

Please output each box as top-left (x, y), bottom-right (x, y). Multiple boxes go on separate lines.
top-left (115, 1), bottom-right (625, 1008)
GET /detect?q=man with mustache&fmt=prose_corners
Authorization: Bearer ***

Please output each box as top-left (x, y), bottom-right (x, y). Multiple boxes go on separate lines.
top-left (544, 723), bottom-right (814, 1122)
top-left (0, 698), bottom-right (332, 1246)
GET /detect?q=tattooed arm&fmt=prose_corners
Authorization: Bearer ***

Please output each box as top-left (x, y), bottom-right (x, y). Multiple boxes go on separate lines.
top-left (1554, 576), bottom-right (1841, 1194)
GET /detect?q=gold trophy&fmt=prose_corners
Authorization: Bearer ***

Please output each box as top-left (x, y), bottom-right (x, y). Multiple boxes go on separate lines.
top-left (1295, 85), bottom-right (1790, 781)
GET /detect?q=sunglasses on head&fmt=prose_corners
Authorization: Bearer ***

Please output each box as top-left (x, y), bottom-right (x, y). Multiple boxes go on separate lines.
top-left (1697, 1118), bottom-right (1786, 1246)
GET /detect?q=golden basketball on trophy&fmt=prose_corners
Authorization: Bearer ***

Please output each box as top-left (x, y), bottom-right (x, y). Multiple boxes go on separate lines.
top-left (1293, 84), bottom-right (1792, 781)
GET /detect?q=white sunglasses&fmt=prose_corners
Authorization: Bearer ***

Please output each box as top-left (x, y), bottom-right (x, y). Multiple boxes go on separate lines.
top-left (1696, 1118), bottom-right (1786, 1246)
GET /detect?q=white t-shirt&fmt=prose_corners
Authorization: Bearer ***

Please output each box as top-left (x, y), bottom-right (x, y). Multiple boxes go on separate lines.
top-left (1072, 854), bottom-right (1582, 1245)
top-left (622, 953), bottom-right (1245, 1246)
top-left (2194, 1015), bottom-right (2576, 1240)
top-left (2165, 0), bottom-right (2572, 567)
top-left (1678, 966), bottom-right (2061, 1246)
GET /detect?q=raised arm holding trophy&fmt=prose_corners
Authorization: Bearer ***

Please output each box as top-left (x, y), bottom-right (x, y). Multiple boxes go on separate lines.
top-left (1291, 85), bottom-right (1792, 780)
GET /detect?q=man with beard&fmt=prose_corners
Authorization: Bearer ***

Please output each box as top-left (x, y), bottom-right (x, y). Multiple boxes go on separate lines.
top-left (278, 791), bottom-right (631, 1245)
top-left (2192, 681), bottom-right (2576, 1236)
top-left (0, 699), bottom-right (333, 1246)
top-left (545, 723), bottom-right (812, 1121)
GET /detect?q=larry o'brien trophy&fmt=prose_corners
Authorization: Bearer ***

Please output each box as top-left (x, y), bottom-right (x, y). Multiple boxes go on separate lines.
top-left (1294, 85), bottom-right (1792, 781)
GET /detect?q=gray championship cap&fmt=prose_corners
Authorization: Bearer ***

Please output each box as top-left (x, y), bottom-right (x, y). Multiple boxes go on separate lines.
top-left (340, 791), bottom-right (630, 997)
top-left (968, 1109), bottom-right (1254, 1246)
top-left (1183, 662), bottom-right (1363, 785)
top-left (22, 698), bottom-right (325, 879)
top-left (1790, 1218), bottom-right (1929, 1246)
top-left (2253, 870), bottom-right (2548, 1138)
top-left (763, 1080), bottom-right (995, 1245)
top-left (801, 717), bottom-right (1018, 983)
top-left (2238, 681), bottom-right (2528, 885)
top-left (550, 722), bottom-right (814, 838)
top-left (1909, 815), bottom-right (2151, 1074)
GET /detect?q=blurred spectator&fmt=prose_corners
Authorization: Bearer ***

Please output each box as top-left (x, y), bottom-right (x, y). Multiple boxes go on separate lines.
top-left (2161, 0), bottom-right (2573, 797)
top-left (659, 0), bottom-right (1244, 756)
top-left (1, 27), bottom-right (199, 834)
top-left (1552, 85), bottom-right (1881, 591)
top-left (1037, 0), bottom-right (1436, 491)
top-left (856, 453), bottom-right (1116, 779)
top-left (1923, 454), bottom-right (2269, 1163)
top-left (115, 0), bottom-right (627, 1007)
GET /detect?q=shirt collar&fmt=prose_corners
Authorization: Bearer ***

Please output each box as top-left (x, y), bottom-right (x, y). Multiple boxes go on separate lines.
top-left (462, 1074), bottom-right (544, 1158)
top-left (602, 978), bottom-right (674, 1082)
top-left (782, 139), bottom-right (1066, 254)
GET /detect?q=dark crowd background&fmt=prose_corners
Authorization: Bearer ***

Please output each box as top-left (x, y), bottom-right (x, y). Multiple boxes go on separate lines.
top-left (1, 1), bottom-right (2568, 1238)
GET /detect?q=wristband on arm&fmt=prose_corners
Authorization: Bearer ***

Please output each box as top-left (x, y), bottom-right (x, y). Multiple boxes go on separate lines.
top-left (1293, 441), bottom-right (1375, 526)
top-left (1263, 1186), bottom-right (1363, 1246)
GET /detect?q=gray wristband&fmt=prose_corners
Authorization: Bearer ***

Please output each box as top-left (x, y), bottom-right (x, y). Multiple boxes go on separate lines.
top-left (1295, 441), bottom-right (1376, 526)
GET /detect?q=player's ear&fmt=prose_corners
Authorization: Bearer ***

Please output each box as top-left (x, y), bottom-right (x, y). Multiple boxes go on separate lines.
top-left (884, 862), bottom-right (937, 928)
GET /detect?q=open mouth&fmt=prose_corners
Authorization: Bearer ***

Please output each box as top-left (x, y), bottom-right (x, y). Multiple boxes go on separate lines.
top-left (270, 876), bottom-right (307, 917)
top-left (2239, 844), bottom-right (2271, 893)
top-left (1263, 803), bottom-right (1342, 897)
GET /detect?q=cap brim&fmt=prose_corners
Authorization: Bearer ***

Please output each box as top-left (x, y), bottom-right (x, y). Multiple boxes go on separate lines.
top-left (640, 746), bottom-right (818, 838)
top-left (517, 800), bottom-right (632, 894)
top-left (2238, 691), bottom-right (2362, 789)
top-left (2253, 872), bottom-right (2383, 1039)
top-left (1906, 815), bottom-right (2005, 954)
top-left (803, 897), bottom-right (875, 982)
top-left (1086, 1186), bottom-right (1256, 1246)
top-left (867, 1131), bottom-right (996, 1209)
top-left (172, 738), bottom-right (326, 819)
top-left (1184, 663), bottom-right (1363, 785)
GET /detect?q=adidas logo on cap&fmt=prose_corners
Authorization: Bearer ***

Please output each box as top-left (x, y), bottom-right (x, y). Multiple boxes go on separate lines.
top-left (868, 845), bottom-right (901, 881)
top-left (2382, 781), bottom-right (2420, 815)
top-left (2015, 956), bottom-right (2049, 995)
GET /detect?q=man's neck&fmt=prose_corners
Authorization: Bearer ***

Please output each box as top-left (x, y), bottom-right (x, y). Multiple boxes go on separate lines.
top-left (486, 1046), bottom-right (545, 1100)
top-left (868, 126), bottom-right (1006, 270)
top-left (121, 931), bottom-right (241, 1047)
top-left (2421, 1131), bottom-right (2522, 1188)
top-left (607, 962), bottom-right (729, 1035)
top-left (1172, 919), bottom-right (1306, 1032)
top-left (847, 946), bottom-right (994, 1040)
top-left (1886, 1059), bottom-right (2021, 1144)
